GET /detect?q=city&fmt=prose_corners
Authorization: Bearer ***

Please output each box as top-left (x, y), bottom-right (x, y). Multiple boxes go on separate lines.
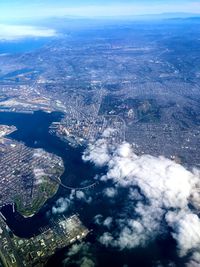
top-left (0, 125), bottom-right (64, 217)
top-left (0, 214), bottom-right (89, 267)
top-left (0, 6), bottom-right (200, 267)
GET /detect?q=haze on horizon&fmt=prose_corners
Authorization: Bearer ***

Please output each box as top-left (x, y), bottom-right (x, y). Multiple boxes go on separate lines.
top-left (0, 0), bottom-right (200, 22)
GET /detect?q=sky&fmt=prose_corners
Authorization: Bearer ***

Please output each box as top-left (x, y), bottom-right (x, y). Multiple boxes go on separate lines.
top-left (0, 0), bottom-right (199, 40)
top-left (0, 0), bottom-right (200, 22)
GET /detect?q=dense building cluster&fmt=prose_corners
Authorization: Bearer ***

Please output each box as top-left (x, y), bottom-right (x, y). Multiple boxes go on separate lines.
top-left (0, 214), bottom-right (89, 267)
top-left (0, 125), bottom-right (64, 217)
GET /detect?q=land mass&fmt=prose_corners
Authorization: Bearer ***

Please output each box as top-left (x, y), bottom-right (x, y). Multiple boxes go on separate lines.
top-left (0, 125), bottom-right (64, 217)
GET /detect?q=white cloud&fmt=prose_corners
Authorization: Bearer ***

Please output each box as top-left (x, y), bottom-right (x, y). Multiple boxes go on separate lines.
top-left (63, 242), bottom-right (95, 267)
top-left (102, 203), bottom-right (164, 250)
top-left (166, 210), bottom-right (200, 256)
top-left (187, 252), bottom-right (200, 267)
top-left (75, 190), bottom-right (92, 204)
top-left (84, 138), bottom-right (200, 263)
top-left (82, 139), bottom-right (111, 167)
top-left (128, 188), bottom-right (144, 201)
top-left (52, 197), bottom-right (71, 214)
top-left (153, 262), bottom-right (176, 267)
top-left (69, 189), bottom-right (92, 204)
top-left (99, 232), bottom-right (114, 247)
top-left (103, 144), bottom-right (194, 210)
top-left (103, 187), bottom-right (118, 198)
top-left (0, 24), bottom-right (57, 41)
top-left (94, 214), bottom-right (103, 225)
top-left (103, 217), bottom-right (113, 228)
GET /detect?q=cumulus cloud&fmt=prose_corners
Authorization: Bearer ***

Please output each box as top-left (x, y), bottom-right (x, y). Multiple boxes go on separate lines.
top-left (83, 138), bottom-right (200, 264)
top-left (103, 187), bottom-right (118, 198)
top-left (52, 197), bottom-right (71, 215)
top-left (128, 188), bottom-right (144, 201)
top-left (82, 139), bottom-right (111, 167)
top-left (166, 210), bottom-right (200, 256)
top-left (94, 214), bottom-right (103, 225)
top-left (153, 262), bottom-right (176, 267)
top-left (103, 217), bottom-right (113, 228)
top-left (100, 202), bottom-right (164, 249)
top-left (187, 252), bottom-right (200, 267)
top-left (69, 190), bottom-right (92, 204)
top-left (99, 232), bottom-right (114, 247)
top-left (76, 190), bottom-right (92, 204)
top-left (0, 24), bottom-right (57, 41)
top-left (63, 242), bottom-right (95, 267)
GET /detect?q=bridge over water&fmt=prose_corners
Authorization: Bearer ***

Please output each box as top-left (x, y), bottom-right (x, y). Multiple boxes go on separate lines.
top-left (52, 177), bottom-right (99, 191)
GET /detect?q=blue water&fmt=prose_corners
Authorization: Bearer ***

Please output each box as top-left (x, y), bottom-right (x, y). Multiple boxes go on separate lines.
top-left (0, 38), bottom-right (52, 54)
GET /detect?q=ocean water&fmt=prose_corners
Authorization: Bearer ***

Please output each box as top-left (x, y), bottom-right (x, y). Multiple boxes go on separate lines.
top-left (0, 38), bottom-right (52, 54)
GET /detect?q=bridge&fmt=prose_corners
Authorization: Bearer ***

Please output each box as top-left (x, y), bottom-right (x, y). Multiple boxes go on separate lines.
top-left (52, 177), bottom-right (99, 191)
top-left (59, 181), bottom-right (98, 191)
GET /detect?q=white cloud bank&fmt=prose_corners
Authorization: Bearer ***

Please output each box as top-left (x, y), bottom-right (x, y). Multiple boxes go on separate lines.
top-left (0, 24), bottom-right (57, 41)
top-left (83, 135), bottom-right (200, 265)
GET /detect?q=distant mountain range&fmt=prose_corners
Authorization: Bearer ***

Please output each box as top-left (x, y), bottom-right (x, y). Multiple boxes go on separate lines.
top-left (130, 12), bottom-right (200, 20)
top-left (8, 12), bottom-right (200, 30)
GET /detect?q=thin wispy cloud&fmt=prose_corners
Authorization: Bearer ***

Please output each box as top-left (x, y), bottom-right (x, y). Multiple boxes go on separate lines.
top-left (0, 24), bottom-right (57, 41)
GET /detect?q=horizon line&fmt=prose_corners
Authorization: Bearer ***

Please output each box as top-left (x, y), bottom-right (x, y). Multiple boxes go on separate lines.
top-left (2, 12), bottom-right (200, 23)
